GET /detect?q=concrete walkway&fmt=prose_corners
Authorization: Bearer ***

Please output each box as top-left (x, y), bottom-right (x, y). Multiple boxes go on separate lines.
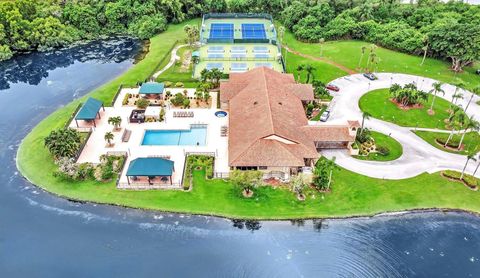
top-left (322, 73), bottom-right (480, 179)
top-left (152, 44), bottom-right (188, 78)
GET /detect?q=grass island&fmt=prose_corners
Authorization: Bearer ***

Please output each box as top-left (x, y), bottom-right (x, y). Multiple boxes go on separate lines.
top-left (17, 13), bottom-right (480, 220)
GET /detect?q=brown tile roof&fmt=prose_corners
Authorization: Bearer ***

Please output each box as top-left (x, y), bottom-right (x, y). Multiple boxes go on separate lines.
top-left (224, 67), bottom-right (352, 167)
top-left (347, 120), bottom-right (361, 128)
top-left (301, 126), bottom-right (355, 142)
top-left (285, 84), bottom-right (314, 101)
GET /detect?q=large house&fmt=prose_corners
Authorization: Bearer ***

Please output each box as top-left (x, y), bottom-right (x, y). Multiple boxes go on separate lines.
top-left (220, 67), bottom-right (357, 179)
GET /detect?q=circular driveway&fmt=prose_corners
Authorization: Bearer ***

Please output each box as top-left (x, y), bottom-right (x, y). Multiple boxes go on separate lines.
top-left (321, 73), bottom-right (480, 179)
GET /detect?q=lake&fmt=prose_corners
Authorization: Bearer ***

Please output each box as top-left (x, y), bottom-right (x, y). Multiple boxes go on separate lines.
top-left (0, 38), bottom-right (479, 277)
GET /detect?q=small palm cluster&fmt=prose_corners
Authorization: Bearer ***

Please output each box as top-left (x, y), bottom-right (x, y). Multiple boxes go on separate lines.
top-left (389, 83), bottom-right (428, 107)
top-left (44, 128), bottom-right (81, 159)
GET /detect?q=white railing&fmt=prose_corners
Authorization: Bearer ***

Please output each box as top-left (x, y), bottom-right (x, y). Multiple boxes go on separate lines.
top-left (117, 182), bottom-right (182, 190)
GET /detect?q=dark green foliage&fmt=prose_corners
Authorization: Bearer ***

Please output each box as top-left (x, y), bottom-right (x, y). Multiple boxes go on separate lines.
top-left (170, 93), bottom-right (186, 106)
top-left (44, 128), bottom-right (81, 159)
top-left (356, 128), bottom-right (371, 144)
top-left (312, 80), bottom-right (330, 99)
top-left (281, 0), bottom-right (480, 67)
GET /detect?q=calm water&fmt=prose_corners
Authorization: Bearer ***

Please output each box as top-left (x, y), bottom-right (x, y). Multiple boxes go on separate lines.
top-left (1, 39), bottom-right (480, 278)
top-left (142, 127), bottom-right (207, 146)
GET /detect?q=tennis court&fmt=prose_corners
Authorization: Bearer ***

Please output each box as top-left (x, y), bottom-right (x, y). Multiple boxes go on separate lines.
top-left (241, 24), bottom-right (266, 39)
top-left (209, 23), bottom-right (234, 40)
top-left (206, 63), bottom-right (224, 71)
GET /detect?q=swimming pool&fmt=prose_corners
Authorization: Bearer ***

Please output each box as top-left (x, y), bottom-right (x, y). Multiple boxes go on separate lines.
top-left (142, 126), bottom-right (207, 146)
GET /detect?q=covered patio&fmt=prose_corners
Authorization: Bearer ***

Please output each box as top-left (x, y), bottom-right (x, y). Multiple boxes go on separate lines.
top-left (139, 82), bottom-right (164, 99)
top-left (126, 157), bottom-right (175, 185)
top-left (74, 97), bottom-right (105, 127)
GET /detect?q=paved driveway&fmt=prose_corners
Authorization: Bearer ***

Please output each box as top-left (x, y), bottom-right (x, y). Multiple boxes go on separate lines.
top-left (322, 73), bottom-right (480, 179)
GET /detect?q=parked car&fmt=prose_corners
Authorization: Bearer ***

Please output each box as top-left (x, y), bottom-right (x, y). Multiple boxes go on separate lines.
top-left (326, 83), bottom-right (340, 92)
top-left (363, 73), bottom-right (377, 81)
top-left (319, 110), bottom-right (330, 122)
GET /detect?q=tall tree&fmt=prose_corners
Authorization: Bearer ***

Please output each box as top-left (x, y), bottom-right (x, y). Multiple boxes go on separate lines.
top-left (460, 154), bottom-right (476, 180)
top-left (428, 22), bottom-right (480, 72)
top-left (428, 82), bottom-right (444, 113)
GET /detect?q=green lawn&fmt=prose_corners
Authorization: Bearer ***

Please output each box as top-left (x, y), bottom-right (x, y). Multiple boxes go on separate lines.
top-left (284, 50), bottom-right (349, 83)
top-left (281, 30), bottom-right (480, 90)
top-left (155, 45), bottom-right (201, 88)
top-left (354, 131), bottom-right (403, 161)
top-left (414, 131), bottom-right (480, 155)
top-left (359, 88), bottom-right (462, 129)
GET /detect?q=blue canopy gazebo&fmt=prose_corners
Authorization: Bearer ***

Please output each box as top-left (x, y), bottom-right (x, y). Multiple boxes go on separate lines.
top-left (126, 157), bottom-right (175, 185)
top-left (139, 82), bottom-right (164, 95)
top-left (74, 97), bottom-right (104, 127)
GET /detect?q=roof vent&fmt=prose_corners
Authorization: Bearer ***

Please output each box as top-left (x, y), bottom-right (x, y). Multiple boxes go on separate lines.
top-left (253, 101), bottom-right (258, 105)
top-left (278, 102), bottom-right (282, 105)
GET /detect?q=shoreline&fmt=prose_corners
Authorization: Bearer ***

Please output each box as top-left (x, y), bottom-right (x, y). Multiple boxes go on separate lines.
top-left (17, 162), bottom-right (480, 221)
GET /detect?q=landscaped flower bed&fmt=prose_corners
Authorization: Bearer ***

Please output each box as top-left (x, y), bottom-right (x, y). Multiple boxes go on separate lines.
top-left (441, 170), bottom-right (479, 191)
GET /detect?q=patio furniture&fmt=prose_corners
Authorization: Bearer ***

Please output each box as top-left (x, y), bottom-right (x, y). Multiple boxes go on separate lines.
top-left (122, 129), bottom-right (132, 142)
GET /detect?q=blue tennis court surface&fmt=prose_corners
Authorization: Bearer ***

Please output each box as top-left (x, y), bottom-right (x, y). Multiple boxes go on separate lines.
top-left (241, 23), bottom-right (266, 39)
top-left (254, 53), bottom-right (270, 59)
top-left (209, 23), bottom-right (234, 39)
top-left (255, 63), bottom-right (273, 69)
top-left (208, 53), bottom-right (224, 59)
top-left (206, 63), bottom-right (223, 70)
top-left (208, 46), bottom-right (224, 52)
top-left (253, 46), bottom-right (269, 53)
top-left (231, 63), bottom-right (248, 72)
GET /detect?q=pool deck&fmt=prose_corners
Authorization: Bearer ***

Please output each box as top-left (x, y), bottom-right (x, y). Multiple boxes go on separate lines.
top-left (69, 87), bottom-right (229, 188)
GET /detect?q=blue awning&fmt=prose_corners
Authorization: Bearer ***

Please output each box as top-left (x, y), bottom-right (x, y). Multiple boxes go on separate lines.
top-left (139, 82), bottom-right (164, 94)
top-left (75, 97), bottom-right (103, 120)
top-left (126, 157), bottom-right (174, 177)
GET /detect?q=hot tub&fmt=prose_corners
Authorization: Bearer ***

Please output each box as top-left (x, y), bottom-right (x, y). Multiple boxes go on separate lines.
top-left (215, 111), bottom-right (228, 118)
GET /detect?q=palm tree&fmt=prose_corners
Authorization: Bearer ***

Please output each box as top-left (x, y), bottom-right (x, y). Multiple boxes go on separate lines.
top-left (44, 128), bottom-right (81, 159)
top-left (360, 112), bottom-right (371, 135)
top-left (296, 64), bottom-right (305, 81)
top-left (460, 154), bottom-right (476, 180)
top-left (428, 82), bottom-right (444, 113)
top-left (452, 80), bottom-right (465, 104)
top-left (473, 156), bottom-right (480, 176)
top-left (366, 44), bottom-right (377, 72)
top-left (203, 91), bottom-right (210, 104)
top-left (358, 46), bottom-right (366, 69)
top-left (108, 116), bottom-right (122, 131)
top-left (326, 157), bottom-right (338, 190)
top-left (420, 36), bottom-right (429, 66)
top-left (458, 116), bottom-right (479, 150)
top-left (104, 132), bottom-right (114, 147)
top-left (210, 68), bottom-right (222, 87)
top-left (194, 90), bottom-right (203, 105)
top-left (465, 86), bottom-right (479, 113)
top-left (319, 38), bottom-right (325, 57)
top-left (304, 64), bottom-right (316, 83)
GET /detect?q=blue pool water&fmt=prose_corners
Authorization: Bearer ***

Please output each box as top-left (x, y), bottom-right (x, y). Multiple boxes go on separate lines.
top-left (142, 127), bottom-right (207, 146)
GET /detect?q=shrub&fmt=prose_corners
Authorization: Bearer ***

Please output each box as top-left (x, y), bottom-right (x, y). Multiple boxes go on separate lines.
top-left (376, 146), bottom-right (390, 156)
top-left (164, 81), bottom-right (173, 88)
top-left (356, 128), bottom-right (371, 144)
top-left (100, 163), bottom-right (114, 181)
top-left (44, 128), bottom-right (81, 159)
top-left (170, 93), bottom-right (185, 106)
top-left (435, 137), bottom-right (460, 148)
top-left (122, 93), bottom-right (130, 105)
top-left (463, 175), bottom-right (479, 187)
top-left (175, 82), bottom-right (184, 88)
top-left (136, 98), bottom-right (150, 109)
top-left (77, 162), bottom-right (95, 180)
top-left (182, 98), bottom-right (190, 108)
